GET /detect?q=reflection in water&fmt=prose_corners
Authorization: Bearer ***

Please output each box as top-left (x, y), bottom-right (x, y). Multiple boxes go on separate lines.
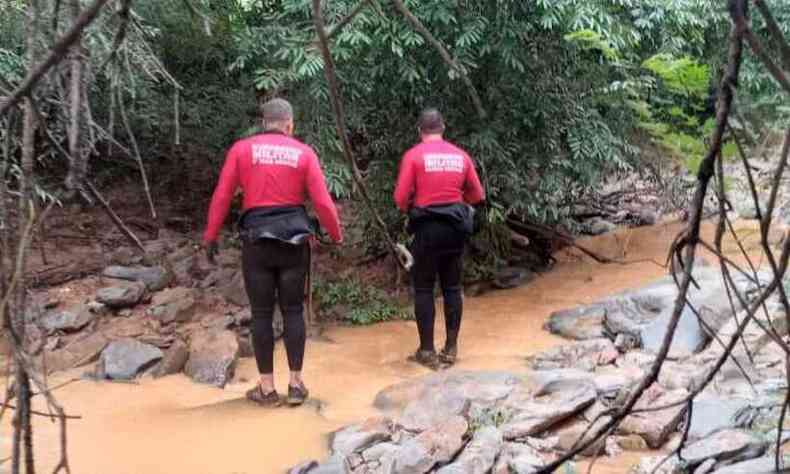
top-left (5, 220), bottom-right (757, 473)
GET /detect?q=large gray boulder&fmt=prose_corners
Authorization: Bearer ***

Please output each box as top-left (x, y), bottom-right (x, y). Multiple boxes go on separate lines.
top-left (184, 330), bottom-right (240, 388)
top-left (711, 456), bottom-right (790, 473)
top-left (527, 338), bottom-right (618, 371)
top-left (687, 397), bottom-right (752, 441)
top-left (552, 266), bottom-right (763, 359)
top-left (96, 338), bottom-right (163, 380)
top-left (500, 379), bottom-right (596, 440)
top-left (103, 265), bottom-right (171, 291)
top-left (436, 426), bottom-right (502, 474)
top-left (96, 282), bottom-right (145, 309)
top-left (679, 429), bottom-right (768, 470)
top-left (374, 371), bottom-right (520, 427)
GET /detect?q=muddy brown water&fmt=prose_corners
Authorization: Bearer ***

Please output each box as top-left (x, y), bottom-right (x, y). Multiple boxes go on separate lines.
top-left (2, 219), bottom-right (771, 473)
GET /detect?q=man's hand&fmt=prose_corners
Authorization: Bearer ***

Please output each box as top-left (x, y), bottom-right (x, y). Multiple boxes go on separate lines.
top-left (205, 241), bottom-right (219, 265)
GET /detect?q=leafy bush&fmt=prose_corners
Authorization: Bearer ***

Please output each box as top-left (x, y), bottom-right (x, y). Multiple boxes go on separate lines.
top-left (315, 277), bottom-right (410, 325)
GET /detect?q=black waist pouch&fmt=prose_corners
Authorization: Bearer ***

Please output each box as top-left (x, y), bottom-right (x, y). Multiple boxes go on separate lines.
top-left (238, 206), bottom-right (317, 245)
top-left (408, 203), bottom-right (474, 237)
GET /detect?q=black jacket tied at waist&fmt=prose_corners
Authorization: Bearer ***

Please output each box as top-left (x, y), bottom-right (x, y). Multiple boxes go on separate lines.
top-left (238, 206), bottom-right (317, 245)
top-left (407, 203), bottom-right (475, 237)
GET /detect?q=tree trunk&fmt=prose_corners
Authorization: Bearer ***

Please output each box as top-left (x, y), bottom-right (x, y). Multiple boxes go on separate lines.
top-left (65, 0), bottom-right (85, 194)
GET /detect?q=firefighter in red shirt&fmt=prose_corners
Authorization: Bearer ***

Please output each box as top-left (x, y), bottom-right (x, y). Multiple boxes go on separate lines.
top-left (394, 108), bottom-right (485, 369)
top-left (203, 98), bottom-right (343, 406)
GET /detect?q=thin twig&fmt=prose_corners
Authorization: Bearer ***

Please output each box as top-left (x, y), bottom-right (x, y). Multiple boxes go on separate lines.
top-left (85, 180), bottom-right (146, 253)
top-left (311, 0), bottom-right (404, 267)
top-left (753, 0), bottom-right (790, 72)
top-left (390, 0), bottom-right (487, 120)
top-left (115, 85), bottom-right (156, 220)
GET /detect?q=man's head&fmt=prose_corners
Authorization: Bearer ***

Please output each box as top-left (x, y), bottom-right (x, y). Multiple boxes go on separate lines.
top-left (417, 108), bottom-right (445, 137)
top-left (261, 98), bottom-right (294, 135)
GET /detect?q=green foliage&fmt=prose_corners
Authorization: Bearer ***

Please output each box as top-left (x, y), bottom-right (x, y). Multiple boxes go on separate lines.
top-left (315, 277), bottom-right (410, 325)
top-left (642, 54), bottom-right (710, 98)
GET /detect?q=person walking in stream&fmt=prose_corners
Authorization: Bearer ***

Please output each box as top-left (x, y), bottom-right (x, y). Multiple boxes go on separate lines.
top-left (203, 98), bottom-right (343, 406)
top-left (393, 108), bottom-right (485, 370)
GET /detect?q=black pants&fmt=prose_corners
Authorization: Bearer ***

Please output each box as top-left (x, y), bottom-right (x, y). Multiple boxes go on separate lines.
top-left (411, 219), bottom-right (464, 352)
top-left (241, 239), bottom-right (308, 374)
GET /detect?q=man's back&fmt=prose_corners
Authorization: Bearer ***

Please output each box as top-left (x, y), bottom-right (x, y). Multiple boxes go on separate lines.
top-left (394, 139), bottom-right (484, 211)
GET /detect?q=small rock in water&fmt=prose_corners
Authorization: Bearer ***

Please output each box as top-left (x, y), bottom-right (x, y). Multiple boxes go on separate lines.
top-left (492, 267), bottom-right (535, 290)
top-left (544, 305), bottom-right (606, 341)
top-left (586, 217), bottom-right (617, 235)
top-left (184, 330), bottom-right (240, 388)
top-left (96, 338), bottom-right (163, 380)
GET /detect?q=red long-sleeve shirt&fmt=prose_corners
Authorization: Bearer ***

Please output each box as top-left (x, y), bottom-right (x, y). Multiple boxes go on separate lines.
top-left (203, 132), bottom-right (342, 243)
top-left (393, 139), bottom-right (485, 212)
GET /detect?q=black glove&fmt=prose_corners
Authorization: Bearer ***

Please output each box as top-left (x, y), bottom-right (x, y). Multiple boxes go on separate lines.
top-left (206, 241), bottom-right (219, 265)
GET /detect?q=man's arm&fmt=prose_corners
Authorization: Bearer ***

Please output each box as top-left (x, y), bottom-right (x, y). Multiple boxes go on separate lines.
top-left (463, 155), bottom-right (485, 205)
top-left (305, 153), bottom-right (343, 243)
top-left (203, 147), bottom-right (241, 243)
top-left (393, 153), bottom-right (415, 213)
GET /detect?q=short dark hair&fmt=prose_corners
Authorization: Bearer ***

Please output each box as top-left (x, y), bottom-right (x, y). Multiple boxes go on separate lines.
top-left (260, 98), bottom-right (293, 131)
top-left (418, 108), bottom-right (445, 134)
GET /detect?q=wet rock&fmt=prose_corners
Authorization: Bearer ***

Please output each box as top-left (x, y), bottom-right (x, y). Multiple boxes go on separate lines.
top-left (544, 305), bottom-right (605, 340)
top-left (492, 442), bottom-right (545, 474)
top-left (501, 380), bottom-right (596, 439)
top-left (612, 434), bottom-right (648, 451)
top-left (95, 282), bottom-right (145, 309)
top-left (619, 386), bottom-right (689, 449)
top-left (389, 416), bottom-right (468, 474)
top-left (711, 456), bottom-right (790, 473)
top-left (237, 334), bottom-right (254, 358)
top-left (331, 417), bottom-right (393, 457)
top-left (96, 338), bottom-right (163, 380)
top-left (492, 267), bottom-right (534, 290)
top-left (221, 271), bottom-right (249, 307)
top-left (200, 267), bottom-right (237, 289)
top-left (556, 417), bottom-right (610, 457)
top-left (374, 371), bottom-right (520, 414)
top-left (147, 287), bottom-right (197, 324)
top-left (184, 330), bottom-right (240, 388)
top-left (527, 338), bottom-right (618, 371)
top-left (288, 460), bottom-right (319, 474)
top-left (436, 426), bottom-right (502, 474)
top-left (657, 360), bottom-right (708, 391)
top-left (688, 397), bottom-right (751, 440)
top-left (39, 304), bottom-right (97, 334)
top-left (587, 218), bottom-right (617, 236)
top-left (679, 429), bottom-right (768, 469)
top-left (36, 332), bottom-right (110, 374)
top-left (103, 265), bottom-right (171, 291)
top-left (629, 455), bottom-right (682, 474)
top-left (155, 339), bottom-right (189, 377)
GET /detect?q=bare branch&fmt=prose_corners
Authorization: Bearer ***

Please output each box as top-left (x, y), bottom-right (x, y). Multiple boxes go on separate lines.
top-left (0, 0), bottom-right (115, 118)
top-left (116, 86), bottom-right (157, 220)
top-left (322, 0), bottom-right (373, 42)
top-left (390, 0), bottom-right (487, 120)
top-left (741, 21), bottom-right (790, 95)
top-left (312, 0), bottom-right (405, 267)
